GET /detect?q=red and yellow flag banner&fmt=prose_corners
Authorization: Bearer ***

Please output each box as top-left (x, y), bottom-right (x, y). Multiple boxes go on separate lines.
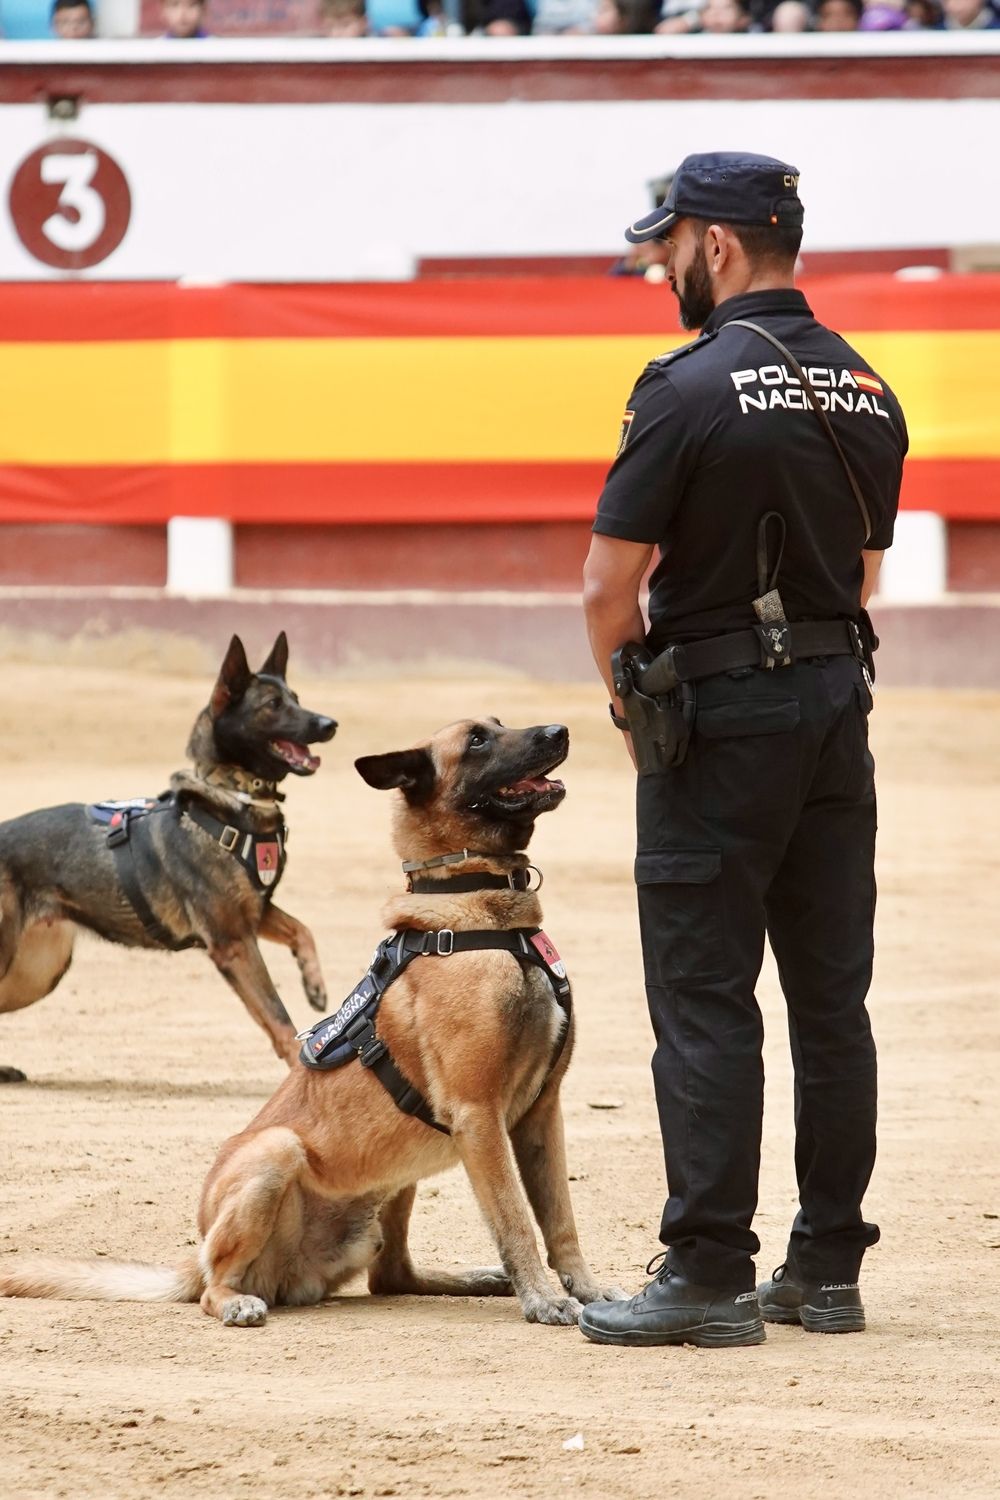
top-left (0, 275), bottom-right (997, 525)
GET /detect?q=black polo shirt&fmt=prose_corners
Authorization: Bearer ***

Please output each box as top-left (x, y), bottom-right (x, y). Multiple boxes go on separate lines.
top-left (593, 289), bottom-right (908, 647)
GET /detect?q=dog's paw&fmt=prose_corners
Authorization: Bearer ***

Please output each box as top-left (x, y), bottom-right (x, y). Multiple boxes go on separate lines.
top-left (523, 1294), bottom-right (584, 1327)
top-left (560, 1275), bottom-right (629, 1304)
top-left (221, 1294), bottom-right (268, 1328)
top-left (0, 1066), bottom-right (27, 1084)
top-left (305, 983), bottom-right (327, 1013)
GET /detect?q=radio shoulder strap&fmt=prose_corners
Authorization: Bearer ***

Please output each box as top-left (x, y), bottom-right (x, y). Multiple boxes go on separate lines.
top-left (722, 317), bottom-right (873, 545)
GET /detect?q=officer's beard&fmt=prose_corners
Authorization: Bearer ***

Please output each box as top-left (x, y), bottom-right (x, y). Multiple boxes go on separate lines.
top-left (674, 239), bottom-right (715, 331)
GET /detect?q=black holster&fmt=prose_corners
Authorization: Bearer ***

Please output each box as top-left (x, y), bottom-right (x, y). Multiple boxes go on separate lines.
top-left (611, 642), bottom-right (696, 777)
top-left (857, 608), bottom-right (879, 684)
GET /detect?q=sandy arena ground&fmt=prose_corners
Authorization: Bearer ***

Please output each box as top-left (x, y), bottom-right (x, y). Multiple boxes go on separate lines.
top-left (1, 660), bottom-right (998, 1500)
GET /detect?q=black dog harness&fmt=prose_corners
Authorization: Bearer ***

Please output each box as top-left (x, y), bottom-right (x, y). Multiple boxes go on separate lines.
top-left (298, 925), bottom-right (572, 1135)
top-left (86, 793), bottom-right (287, 950)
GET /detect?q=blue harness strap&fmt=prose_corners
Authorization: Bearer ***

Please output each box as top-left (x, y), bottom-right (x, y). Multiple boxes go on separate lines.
top-left (298, 927), bottom-right (573, 1135)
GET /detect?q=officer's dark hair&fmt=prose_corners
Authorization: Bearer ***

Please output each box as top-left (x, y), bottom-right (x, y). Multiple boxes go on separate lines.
top-left (688, 217), bottom-right (802, 269)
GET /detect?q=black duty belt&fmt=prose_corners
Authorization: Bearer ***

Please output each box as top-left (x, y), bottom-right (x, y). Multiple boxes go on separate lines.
top-left (642, 618), bottom-right (866, 697)
top-left (298, 926), bottom-right (572, 1135)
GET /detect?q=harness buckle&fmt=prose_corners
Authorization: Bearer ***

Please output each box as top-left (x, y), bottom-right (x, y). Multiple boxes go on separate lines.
top-left (435, 929), bottom-right (454, 956)
top-left (344, 1016), bottom-right (388, 1068)
top-left (106, 822), bottom-right (129, 848)
top-left (218, 825), bottom-right (240, 852)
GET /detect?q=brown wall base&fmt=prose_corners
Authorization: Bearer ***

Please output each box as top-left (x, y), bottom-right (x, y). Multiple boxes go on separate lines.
top-left (2, 519), bottom-right (999, 593)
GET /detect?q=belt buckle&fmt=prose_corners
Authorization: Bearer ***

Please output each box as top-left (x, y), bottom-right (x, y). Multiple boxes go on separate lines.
top-left (219, 825), bottom-right (240, 852)
top-left (436, 929), bottom-right (454, 956)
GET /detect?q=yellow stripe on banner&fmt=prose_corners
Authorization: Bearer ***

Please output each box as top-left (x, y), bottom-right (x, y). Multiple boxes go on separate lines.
top-left (0, 332), bottom-right (996, 465)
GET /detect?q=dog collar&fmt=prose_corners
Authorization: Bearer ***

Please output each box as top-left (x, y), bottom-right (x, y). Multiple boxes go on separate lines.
top-left (401, 850), bottom-right (540, 894)
top-left (200, 765), bottom-right (285, 809)
top-left (408, 869), bottom-right (537, 895)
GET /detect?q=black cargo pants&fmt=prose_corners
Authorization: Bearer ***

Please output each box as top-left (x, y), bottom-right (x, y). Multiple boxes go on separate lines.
top-left (635, 653), bottom-right (880, 1290)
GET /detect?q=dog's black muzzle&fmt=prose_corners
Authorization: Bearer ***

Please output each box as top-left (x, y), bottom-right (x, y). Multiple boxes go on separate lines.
top-left (309, 715), bottom-right (338, 743)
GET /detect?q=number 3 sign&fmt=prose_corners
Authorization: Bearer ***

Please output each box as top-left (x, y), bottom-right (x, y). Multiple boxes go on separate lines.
top-left (8, 138), bottom-right (131, 270)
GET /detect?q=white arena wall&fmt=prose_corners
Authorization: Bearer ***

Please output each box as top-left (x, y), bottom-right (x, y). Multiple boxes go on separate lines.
top-left (1, 35), bottom-right (998, 281)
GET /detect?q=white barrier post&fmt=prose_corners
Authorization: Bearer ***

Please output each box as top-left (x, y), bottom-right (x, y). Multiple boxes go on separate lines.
top-left (877, 512), bottom-right (947, 601)
top-left (166, 517), bottom-right (234, 596)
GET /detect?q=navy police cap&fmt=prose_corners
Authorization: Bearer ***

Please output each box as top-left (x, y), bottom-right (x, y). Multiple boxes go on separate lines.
top-left (625, 152), bottom-right (804, 244)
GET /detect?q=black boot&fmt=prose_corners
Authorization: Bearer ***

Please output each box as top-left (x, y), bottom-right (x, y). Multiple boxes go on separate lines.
top-left (579, 1254), bottom-right (765, 1348)
top-left (757, 1262), bottom-right (865, 1333)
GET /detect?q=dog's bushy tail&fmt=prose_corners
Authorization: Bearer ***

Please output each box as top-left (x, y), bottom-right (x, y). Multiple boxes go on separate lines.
top-left (0, 1252), bottom-right (202, 1304)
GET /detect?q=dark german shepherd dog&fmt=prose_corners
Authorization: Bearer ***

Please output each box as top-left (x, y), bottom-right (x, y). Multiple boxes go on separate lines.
top-left (0, 633), bottom-right (336, 1081)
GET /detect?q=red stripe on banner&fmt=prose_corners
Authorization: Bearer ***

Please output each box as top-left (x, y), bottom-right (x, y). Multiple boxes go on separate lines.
top-left (899, 459), bottom-right (1000, 520)
top-left (1, 276), bottom-right (998, 343)
top-left (0, 457), bottom-right (998, 526)
top-left (0, 462), bottom-right (610, 525)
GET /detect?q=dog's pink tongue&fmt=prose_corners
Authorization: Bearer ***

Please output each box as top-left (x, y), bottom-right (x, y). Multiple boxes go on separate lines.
top-left (273, 739), bottom-right (320, 772)
top-left (508, 775), bottom-right (561, 794)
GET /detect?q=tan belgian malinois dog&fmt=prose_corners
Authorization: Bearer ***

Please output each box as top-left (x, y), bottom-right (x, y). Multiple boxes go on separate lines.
top-left (0, 719), bottom-right (620, 1329)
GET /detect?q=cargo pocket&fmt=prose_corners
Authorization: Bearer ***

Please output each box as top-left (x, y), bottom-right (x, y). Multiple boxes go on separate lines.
top-left (695, 696), bottom-right (801, 819)
top-left (634, 847), bottom-right (724, 983)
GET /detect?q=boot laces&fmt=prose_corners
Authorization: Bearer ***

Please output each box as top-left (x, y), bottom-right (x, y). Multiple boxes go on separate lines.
top-left (644, 1250), bottom-right (674, 1283)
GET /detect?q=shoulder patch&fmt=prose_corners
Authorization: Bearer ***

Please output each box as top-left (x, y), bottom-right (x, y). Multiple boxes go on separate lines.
top-left (648, 330), bottom-right (718, 370)
top-left (615, 409), bottom-right (635, 456)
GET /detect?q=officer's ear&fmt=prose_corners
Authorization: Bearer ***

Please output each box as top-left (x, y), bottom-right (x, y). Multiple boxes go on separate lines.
top-left (705, 222), bottom-right (728, 274)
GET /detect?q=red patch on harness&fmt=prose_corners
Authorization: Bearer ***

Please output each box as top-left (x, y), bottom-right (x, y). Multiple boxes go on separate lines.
top-left (530, 930), bottom-right (566, 979)
top-left (256, 841), bottom-right (280, 886)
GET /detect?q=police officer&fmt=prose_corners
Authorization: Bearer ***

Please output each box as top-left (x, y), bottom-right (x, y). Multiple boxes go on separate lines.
top-left (579, 153), bottom-right (908, 1348)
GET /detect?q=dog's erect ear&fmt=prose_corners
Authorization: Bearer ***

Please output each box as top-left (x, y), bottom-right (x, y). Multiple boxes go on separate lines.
top-left (210, 635), bottom-right (252, 717)
top-left (260, 631), bottom-right (289, 680)
top-left (355, 748), bottom-right (436, 803)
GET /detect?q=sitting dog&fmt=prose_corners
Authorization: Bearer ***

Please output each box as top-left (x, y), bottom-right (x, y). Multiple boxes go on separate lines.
top-left (0, 633), bottom-right (336, 1078)
top-left (0, 718), bottom-right (620, 1328)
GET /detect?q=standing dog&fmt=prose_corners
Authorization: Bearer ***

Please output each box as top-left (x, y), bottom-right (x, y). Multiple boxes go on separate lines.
top-left (0, 719), bottom-right (620, 1328)
top-left (0, 633), bottom-right (336, 1079)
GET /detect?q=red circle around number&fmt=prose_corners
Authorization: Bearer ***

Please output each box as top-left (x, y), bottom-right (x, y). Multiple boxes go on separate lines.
top-left (8, 138), bottom-right (132, 271)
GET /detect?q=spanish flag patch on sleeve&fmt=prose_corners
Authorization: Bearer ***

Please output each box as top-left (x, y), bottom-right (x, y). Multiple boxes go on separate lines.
top-left (851, 371), bottom-right (884, 396)
top-left (616, 409), bottom-right (636, 456)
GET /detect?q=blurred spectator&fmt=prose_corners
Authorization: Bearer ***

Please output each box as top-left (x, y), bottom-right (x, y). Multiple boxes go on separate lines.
top-left (51, 0), bottom-right (94, 35)
top-left (318, 0), bottom-right (368, 30)
top-left (815, 0), bottom-right (862, 26)
top-left (860, 0), bottom-right (906, 25)
top-left (480, 0), bottom-right (531, 27)
top-left (161, 0), bottom-right (210, 35)
top-left (943, 0), bottom-right (999, 24)
top-left (769, 0), bottom-right (810, 25)
top-left (533, 0), bottom-right (600, 30)
top-left (904, 0), bottom-right (944, 23)
top-left (655, 0), bottom-right (704, 28)
top-left (698, 0), bottom-right (749, 26)
top-left (594, 0), bottom-right (658, 29)
top-left (415, 0), bottom-right (446, 31)
top-left (51, 0), bottom-right (94, 33)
